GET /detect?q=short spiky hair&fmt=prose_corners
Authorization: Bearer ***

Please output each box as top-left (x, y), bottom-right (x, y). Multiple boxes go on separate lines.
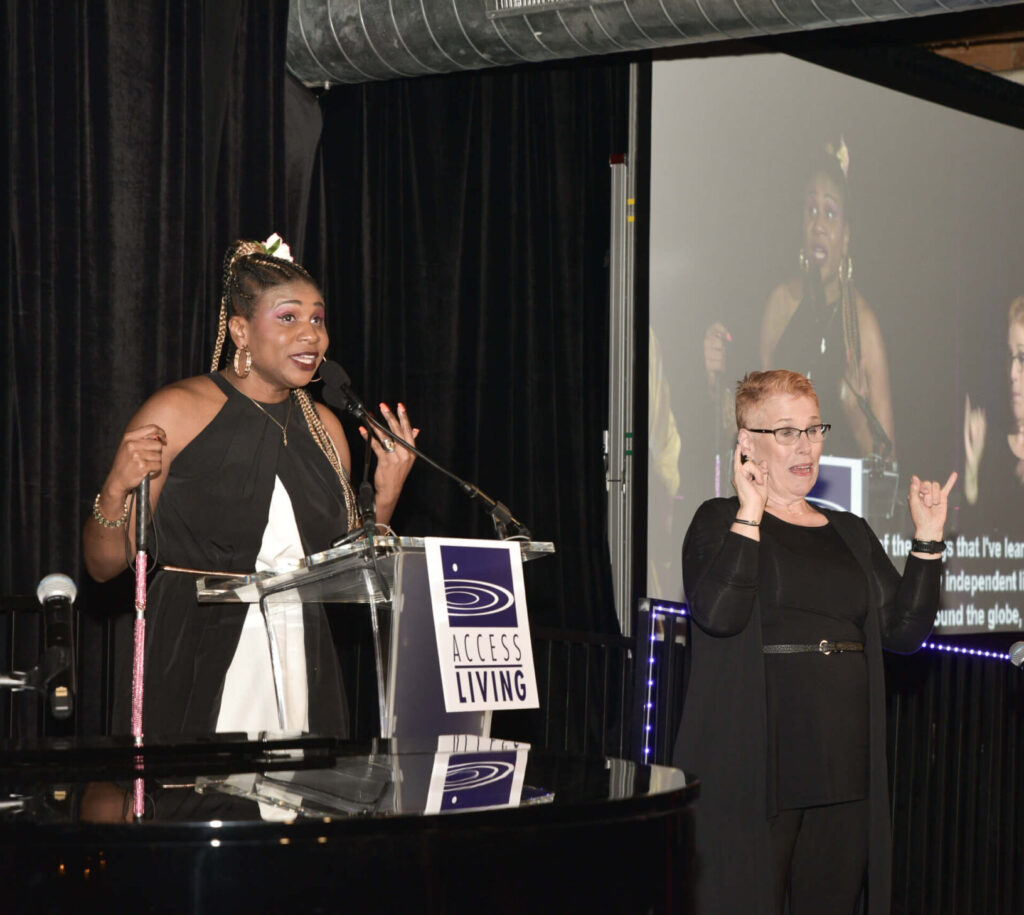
top-left (1009, 296), bottom-right (1024, 331)
top-left (735, 370), bottom-right (818, 430)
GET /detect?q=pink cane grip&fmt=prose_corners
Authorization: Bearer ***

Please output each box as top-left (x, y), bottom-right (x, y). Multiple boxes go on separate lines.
top-left (131, 552), bottom-right (147, 740)
top-left (131, 543), bottom-right (149, 819)
top-left (132, 618), bottom-right (145, 738)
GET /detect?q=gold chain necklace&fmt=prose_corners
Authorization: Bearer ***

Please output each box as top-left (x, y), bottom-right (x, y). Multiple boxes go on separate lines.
top-left (245, 393), bottom-right (292, 446)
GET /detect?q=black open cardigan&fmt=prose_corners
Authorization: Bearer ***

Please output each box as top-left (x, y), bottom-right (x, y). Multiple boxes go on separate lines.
top-left (672, 497), bottom-right (939, 915)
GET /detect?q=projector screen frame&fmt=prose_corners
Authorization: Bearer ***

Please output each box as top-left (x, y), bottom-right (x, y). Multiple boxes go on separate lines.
top-left (630, 34), bottom-right (1024, 637)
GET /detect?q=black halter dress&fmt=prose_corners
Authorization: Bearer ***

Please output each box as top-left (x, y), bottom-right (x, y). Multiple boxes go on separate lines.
top-left (112, 373), bottom-right (356, 738)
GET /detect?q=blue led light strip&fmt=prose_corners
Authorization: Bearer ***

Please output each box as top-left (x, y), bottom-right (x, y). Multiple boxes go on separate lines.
top-left (920, 641), bottom-right (1012, 662)
top-left (643, 604), bottom-right (689, 761)
top-left (642, 629), bottom-right (655, 761)
top-left (640, 602), bottom-right (1016, 762)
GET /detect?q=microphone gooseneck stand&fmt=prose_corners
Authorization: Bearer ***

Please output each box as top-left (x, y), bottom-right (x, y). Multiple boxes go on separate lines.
top-left (318, 359), bottom-right (532, 729)
top-left (319, 359), bottom-right (531, 541)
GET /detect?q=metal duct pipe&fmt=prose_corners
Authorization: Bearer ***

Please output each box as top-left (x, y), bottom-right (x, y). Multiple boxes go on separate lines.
top-left (286, 0), bottom-right (1019, 85)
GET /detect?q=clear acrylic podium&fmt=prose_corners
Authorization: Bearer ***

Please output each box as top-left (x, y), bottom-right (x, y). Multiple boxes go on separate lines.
top-left (194, 536), bottom-right (554, 738)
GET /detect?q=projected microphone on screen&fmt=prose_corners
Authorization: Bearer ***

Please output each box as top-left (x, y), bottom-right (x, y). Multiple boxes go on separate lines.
top-left (760, 138), bottom-right (896, 463)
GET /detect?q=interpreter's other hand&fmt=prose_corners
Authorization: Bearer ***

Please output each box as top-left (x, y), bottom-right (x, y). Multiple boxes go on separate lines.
top-left (963, 393), bottom-right (986, 506)
top-left (360, 402), bottom-right (418, 504)
top-left (108, 424), bottom-right (166, 495)
top-left (731, 444), bottom-right (768, 513)
top-left (963, 390), bottom-right (986, 468)
top-left (703, 323), bottom-right (731, 385)
top-left (907, 471), bottom-right (957, 542)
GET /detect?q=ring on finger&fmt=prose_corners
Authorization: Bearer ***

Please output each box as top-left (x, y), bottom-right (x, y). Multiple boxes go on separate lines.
top-left (383, 438), bottom-right (395, 453)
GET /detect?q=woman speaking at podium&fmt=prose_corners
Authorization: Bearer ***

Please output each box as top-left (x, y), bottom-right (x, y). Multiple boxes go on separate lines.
top-left (673, 369), bottom-right (954, 914)
top-left (83, 236), bottom-right (417, 738)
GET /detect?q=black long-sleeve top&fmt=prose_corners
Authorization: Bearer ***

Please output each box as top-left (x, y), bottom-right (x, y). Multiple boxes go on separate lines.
top-left (673, 496), bottom-right (941, 915)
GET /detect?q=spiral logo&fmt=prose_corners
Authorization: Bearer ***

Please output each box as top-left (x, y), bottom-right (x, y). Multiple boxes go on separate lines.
top-left (445, 578), bottom-right (515, 619)
top-left (440, 544), bottom-right (519, 627)
top-left (444, 759), bottom-right (517, 792)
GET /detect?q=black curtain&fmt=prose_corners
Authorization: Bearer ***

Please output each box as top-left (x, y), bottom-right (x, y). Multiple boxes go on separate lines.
top-left (887, 651), bottom-right (1024, 914)
top-left (4, 6), bottom-right (1023, 907)
top-left (4, 0), bottom-right (290, 736)
top-left (307, 61), bottom-right (629, 634)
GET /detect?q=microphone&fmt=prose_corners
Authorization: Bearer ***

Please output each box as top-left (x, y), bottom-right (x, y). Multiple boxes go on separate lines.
top-left (1010, 641), bottom-right (1024, 668)
top-left (320, 360), bottom-right (395, 452)
top-left (320, 359), bottom-right (371, 420)
top-left (319, 359), bottom-right (531, 540)
top-left (35, 574), bottom-right (77, 719)
top-left (804, 260), bottom-right (826, 310)
top-left (805, 263), bottom-right (893, 459)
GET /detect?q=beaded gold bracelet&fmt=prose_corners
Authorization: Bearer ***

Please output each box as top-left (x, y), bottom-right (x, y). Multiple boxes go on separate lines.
top-left (92, 492), bottom-right (131, 528)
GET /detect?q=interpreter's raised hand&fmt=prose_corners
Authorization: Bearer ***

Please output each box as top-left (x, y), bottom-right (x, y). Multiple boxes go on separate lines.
top-left (963, 393), bottom-right (986, 505)
top-left (360, 402), bottom-right (419, 509)
top-left (907, 471), bottom-right (957, 542)
top-left (106, 424), bottom-right (167, 496)
top-left (703, 322), bottom-right (731, 385)
top-left (731, 443), bottom-right (768, 517)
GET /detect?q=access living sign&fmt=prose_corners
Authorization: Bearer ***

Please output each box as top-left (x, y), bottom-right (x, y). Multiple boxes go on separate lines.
top-left (425, 538), bottom-right (539, 713)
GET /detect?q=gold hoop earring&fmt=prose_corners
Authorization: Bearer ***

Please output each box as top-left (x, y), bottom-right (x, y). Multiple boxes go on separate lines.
top-left (798, 249), bottom-right (809, 273)
top-left (843, 255), bottom-right (853, 283)
top-left (310, 354), bottom-right (325, 383)
top-left (233, 345), bottom-right (252, 378)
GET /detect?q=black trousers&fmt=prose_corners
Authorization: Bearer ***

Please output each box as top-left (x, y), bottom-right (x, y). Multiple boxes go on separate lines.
top-left (769, 798), bottom-right (869, 915)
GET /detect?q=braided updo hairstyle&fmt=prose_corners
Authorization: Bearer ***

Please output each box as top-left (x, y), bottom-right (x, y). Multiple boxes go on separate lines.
top-left (212, 239), bottom-right (358, 530)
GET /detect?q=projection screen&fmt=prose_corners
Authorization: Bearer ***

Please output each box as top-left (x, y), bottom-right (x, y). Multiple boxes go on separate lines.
top-left (647, 53), bottom-right (1024, 635)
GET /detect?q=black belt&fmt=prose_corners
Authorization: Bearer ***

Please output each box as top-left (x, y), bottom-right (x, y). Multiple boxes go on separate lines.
top-left (762, 640), bottom-right (864, 656)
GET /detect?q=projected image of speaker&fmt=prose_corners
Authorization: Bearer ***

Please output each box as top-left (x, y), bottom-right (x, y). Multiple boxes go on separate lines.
top-left (645, 52), bottom-right (1024, 635)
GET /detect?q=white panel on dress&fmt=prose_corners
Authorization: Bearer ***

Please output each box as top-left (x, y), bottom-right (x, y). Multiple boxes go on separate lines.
top-left (216, 476), bottom-right (309, 734)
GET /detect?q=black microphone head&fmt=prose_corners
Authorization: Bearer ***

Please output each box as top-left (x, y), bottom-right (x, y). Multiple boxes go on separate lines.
top-left (321, 384), bottom-right (354, 412)
top-left (803, 261), bottom-right (828, 315)
top-left (37, 574), bottom-right (77, 606)
top-left (319, 358), bottom-right (351, 388)
top-left (319, 358), bottom-right (366, 416)
top-left (1010, 641), bottom-right (1024, 668)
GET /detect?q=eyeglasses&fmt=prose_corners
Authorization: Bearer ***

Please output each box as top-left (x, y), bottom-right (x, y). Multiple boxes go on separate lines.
top-left (746, 423), bottom-right (831, 444)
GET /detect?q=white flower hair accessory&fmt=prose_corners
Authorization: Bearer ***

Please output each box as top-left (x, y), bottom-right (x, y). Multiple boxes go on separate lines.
top-left (261, 232), bottom-right (293, 262)
top-left (826, 137), bottom-right (850, 179)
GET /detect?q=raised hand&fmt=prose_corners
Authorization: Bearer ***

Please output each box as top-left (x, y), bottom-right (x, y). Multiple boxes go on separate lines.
top-left (703, 322), bottom-right (731, 388)
top-left (963, 393), bottom-right (986, 505)
top-left (907, 471), bottom-right (957, 542)
top-left (107, 424), bottom-right (167, 495)
top-left (359, 402), bottom-right (418, 520)
top-left (731, 443), bottom-right (768, 523)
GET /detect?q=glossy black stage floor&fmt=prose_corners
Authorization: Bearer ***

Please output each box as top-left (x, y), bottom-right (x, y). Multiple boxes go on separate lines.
top-left (1, 733), bottom-right (697, 913)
